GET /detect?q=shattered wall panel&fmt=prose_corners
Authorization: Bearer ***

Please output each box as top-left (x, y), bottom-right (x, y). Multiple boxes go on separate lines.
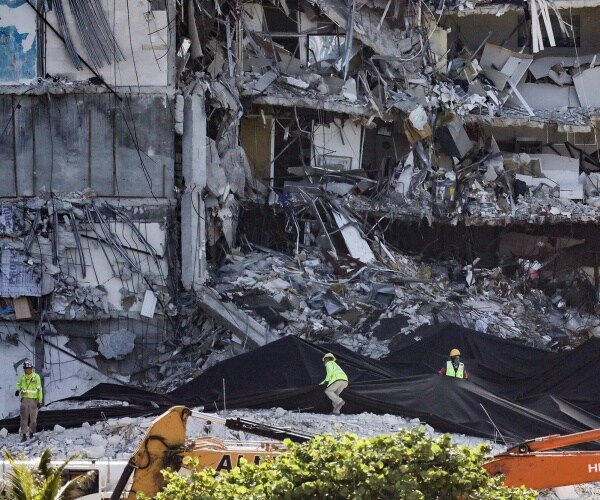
top-left (60, 219), bottom-right (168, 315)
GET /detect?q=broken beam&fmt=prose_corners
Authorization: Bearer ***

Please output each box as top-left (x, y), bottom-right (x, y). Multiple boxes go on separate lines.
top-left (198, 288), bottom-right (271, 349)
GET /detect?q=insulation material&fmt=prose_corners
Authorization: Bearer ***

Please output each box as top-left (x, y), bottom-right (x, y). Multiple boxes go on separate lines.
top-left (0, 249), bottom-right (41, 298)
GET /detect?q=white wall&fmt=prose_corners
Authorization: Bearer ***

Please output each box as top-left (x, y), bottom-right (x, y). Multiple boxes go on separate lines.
top-left (45, 0), bottom-right (171, 86)
top-left (312, 118), bottom-right (362, 170)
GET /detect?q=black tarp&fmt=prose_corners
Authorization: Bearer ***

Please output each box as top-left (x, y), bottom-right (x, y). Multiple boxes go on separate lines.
top-left (3, 323), bottom-right (600, 448)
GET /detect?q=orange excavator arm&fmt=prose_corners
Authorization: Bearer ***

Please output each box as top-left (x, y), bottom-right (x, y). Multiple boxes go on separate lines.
top-left (484, 428), bottom-right (600, 489)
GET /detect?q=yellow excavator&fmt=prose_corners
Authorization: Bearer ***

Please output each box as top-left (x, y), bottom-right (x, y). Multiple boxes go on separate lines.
top-left (109, 406), bottom-right (312, 499)
top-left (108, 406), bottom-right (600, 498)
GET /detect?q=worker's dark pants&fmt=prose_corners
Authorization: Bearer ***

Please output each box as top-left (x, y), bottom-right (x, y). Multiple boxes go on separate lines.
top-left (20, 398), bottom-right (38, 435)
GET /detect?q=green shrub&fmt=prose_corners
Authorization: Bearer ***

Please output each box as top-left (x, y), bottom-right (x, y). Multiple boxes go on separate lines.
top-left (143, 427), bottom-right (537, 499)
top-left (0, 448), bottom-right (96, 500)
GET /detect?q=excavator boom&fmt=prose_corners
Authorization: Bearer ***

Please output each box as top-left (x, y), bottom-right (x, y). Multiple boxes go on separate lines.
top-left (485, 428), bottom-right (600, 489)
top-left (485, 451), bottom-right (600, 489)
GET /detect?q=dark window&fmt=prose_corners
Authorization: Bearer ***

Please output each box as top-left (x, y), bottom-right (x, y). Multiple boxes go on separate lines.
top-left (264, 5), bottom-right (298, 33)
top-left (272, 37), bottom-right (300, 55)
top-left (518, 14), bottom-right (580, 48)
top-left (149, 0), bottom-right (166, 10)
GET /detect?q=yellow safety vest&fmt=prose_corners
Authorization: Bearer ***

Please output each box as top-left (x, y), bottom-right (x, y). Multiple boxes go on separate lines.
top-left (322, 360), bottom-right (348, 387)
top-left (16, 372), bottom-right (43, 402)
top-left (445, 361), bottom-right (465, 379)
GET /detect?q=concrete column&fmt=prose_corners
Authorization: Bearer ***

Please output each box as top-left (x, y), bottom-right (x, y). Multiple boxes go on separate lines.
top-left (181, 93), bottom-right (207, 289)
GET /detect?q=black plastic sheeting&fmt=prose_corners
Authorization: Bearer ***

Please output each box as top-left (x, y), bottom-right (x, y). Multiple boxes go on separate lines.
top-left (3, 322), bottom-right (600, 448)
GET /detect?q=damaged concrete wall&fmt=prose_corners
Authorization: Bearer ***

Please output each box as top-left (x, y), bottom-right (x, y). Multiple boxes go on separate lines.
top-left (0, 324), bottom-right (110, 419)
top-left (181, 92), bottom-right (207, 288)
top-left (0, 94), bottom-right (175, 197)
top-left (0, 198), bottom-right (172, 317)
top-left (44, 0), bottom-right (174, 86)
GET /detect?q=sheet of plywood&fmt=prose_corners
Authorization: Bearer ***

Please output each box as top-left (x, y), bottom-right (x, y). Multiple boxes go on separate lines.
top-left (13, 297), bottom-right (32, 320)
top-left (240, 117), bottom-right (274, 183)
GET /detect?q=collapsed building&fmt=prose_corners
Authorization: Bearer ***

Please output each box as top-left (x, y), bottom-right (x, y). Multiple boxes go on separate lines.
top-left (2, 0), bottom-right (600, 420)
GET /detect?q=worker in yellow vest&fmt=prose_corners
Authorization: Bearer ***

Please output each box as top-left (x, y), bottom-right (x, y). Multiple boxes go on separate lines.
top-left (439, 348), bottom-right (469, 379)
top-left (15, 359), bottom-right (43, 442)
top-left (319, 353), bottom-right (349, 414)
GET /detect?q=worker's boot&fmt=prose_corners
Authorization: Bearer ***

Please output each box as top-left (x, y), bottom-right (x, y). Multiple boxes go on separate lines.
top-left (332, 401), bottom-right (345, 415)
top-left (20, 434), bottom-right (27, 443)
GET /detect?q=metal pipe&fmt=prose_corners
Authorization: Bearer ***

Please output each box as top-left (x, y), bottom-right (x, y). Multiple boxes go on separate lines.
top-left (54, 0), bottom-right (83, 70)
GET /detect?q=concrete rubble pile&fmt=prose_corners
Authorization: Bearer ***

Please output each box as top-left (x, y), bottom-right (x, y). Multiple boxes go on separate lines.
top-left (205, 241), bottom-right (599, 360)
top-left (0, 404), bottom-right (495, 460)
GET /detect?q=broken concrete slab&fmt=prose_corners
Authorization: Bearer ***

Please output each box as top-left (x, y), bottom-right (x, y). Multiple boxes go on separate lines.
top-left (251, 70), bottom-right (278, 93)
top-left (280, 75), bottom-right (310, 89)
top-left (97, 329), bottom-right (136, 360)
top-left (198, 288), bottom-right (272, 349)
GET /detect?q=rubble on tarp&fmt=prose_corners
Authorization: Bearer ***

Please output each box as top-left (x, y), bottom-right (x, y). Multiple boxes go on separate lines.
top-left (207, 241), bottom-right (594, 359)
